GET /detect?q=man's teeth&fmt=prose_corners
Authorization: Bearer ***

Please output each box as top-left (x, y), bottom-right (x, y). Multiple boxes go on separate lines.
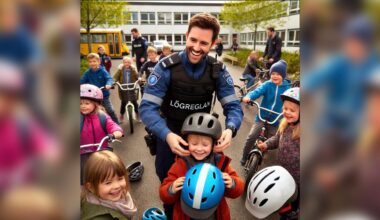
top-left (191, 50), bottom-right (201, 56)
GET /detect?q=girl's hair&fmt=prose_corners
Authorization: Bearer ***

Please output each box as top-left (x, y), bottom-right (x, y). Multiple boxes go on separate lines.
top-left (80, 98), bottom-right (105, 113)
top-left (147, 46), bottom-right (157, 54)
top-left (278, 118), bottom-right (300, 140)
top-left (122, 56), bottom-right (132, 62)
top-left (82, 151), bottom-right (129, 201)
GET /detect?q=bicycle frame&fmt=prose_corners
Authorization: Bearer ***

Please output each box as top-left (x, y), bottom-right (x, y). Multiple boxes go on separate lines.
top-left (114, 81), bottom-right (141, 115)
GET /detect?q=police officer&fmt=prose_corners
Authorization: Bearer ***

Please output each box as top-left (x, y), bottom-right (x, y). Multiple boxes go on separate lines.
top-left (131, 28), bottom-right (148, 71)
top-left (139, 13), bottom-right (243, 219)
top-left (260, 26), bottom-right (282, 69)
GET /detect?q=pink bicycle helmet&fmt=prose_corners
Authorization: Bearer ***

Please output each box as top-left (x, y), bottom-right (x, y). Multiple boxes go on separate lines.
top-left (80, 84), bottom-right (103, 102)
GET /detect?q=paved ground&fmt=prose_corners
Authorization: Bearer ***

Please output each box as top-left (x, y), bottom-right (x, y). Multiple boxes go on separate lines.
top-left (109, 52), bottom-right (279, 220)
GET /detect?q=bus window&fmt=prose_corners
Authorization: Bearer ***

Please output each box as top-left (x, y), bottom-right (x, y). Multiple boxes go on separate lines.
top-left (115, 34), bottom-right (120, 55)
top-left (80, 34), bottom-right (88, 43)
top-left (107, 34), bottom-right (114, 55)
top-left (92, 34), bottom-right (107, 43)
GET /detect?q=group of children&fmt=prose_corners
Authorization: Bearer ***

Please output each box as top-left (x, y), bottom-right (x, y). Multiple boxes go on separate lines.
top-left (79, 42), bottom-right (300, 219)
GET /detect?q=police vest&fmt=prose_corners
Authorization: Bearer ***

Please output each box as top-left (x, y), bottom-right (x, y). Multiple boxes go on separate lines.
top-left (160, 53), bottom-right (222, 126)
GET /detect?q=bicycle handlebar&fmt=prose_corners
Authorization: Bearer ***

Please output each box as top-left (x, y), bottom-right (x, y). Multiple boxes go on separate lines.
top-left (80, 135), bottom-right (121, 151)
top-left (249, 101), bottom-right (283, 125)
top-left (113, 80), bottom-right (141, 91)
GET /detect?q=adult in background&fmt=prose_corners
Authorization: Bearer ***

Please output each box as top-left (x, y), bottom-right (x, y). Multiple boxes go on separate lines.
top-left (131, 28), bottom-right (148, 71)
top-left (260, 26), bottom-right (282, 69)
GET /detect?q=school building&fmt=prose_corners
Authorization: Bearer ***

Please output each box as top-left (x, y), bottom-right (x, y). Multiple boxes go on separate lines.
top-left (116, 0), bottom-right (300, 52)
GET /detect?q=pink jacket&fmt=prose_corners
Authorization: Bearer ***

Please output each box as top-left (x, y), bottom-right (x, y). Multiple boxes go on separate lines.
top-left (80, 112), bottom-right (123, 154)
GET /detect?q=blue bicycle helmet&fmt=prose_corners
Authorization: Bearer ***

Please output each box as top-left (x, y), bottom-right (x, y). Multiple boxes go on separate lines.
top-left (181, 163), bottom-right (225, 219)
top-left (142, 207), bottom-right (167, 220)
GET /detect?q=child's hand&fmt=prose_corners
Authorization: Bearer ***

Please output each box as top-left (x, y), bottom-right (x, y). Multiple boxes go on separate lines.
top-left (222, 173), bottom-right (233, 189)
top-left (105, 85), bottom-right (112, 90)
top-left (172, 177), bottom-right (185, 193)
top-left (242, 97), bottom-right (250, 103)
top-left (113, 131), bottom-right (123, 139)
top-left (257, 141), bottom-right (268, 152)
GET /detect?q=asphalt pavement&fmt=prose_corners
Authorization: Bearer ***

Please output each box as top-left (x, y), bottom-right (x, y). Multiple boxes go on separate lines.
top-left (109, 52), bottom-right (279, 220)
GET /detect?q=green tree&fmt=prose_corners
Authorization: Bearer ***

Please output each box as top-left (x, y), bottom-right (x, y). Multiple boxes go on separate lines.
top-left (221, 0), bottom-right (288, 50)
top-left (80, 0), bottom-right (129, 53)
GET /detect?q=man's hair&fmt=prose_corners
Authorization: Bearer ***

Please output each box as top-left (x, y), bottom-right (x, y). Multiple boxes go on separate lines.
top-left (188, 13), bottom-right (220, 42)
top-left (147, 46), bottom-right (157, 54)
top-left (131, 28), bottom-right (138, 33)
top-left (87, 53), bottom-right (100, 61)
top-left (267, 26), bottom-right (275, 32)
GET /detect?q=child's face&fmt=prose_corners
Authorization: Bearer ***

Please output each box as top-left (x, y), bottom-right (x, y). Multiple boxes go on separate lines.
top-left (147, 52), bottom-right (157, 61)
top-left (162, 48), bottom-right (171, 56)
top-left (123, 59), bottom-right (131, 68)
top-left (97, 175), bottom-right (127, 202)
top-left (80, 99), bottom-right (96, 115)
top-left (283, 100), bottom-right (300, 123)
top-left (88, 58), bottom-right (100, 70)
top-left (188, 134), bottom-right (213, 161)
top-left (98, 47), bottom-right (105, 54)
top-left (249, 52), bottom-right (257, 60)
top-left (271, 72), bottom-right (283, 85)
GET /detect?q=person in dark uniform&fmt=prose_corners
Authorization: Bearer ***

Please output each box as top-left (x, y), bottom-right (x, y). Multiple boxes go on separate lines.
top-left (131, 28), bottom-right (148, 71)
top-left (260, 26), bottom-right (282, 69)
top-left (139, 13), bottom-right (243, 219)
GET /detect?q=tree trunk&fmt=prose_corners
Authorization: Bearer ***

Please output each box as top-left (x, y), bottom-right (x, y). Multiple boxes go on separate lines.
top-left (253, 23), bottom-right (257, 51)
top-left (87, 28), bottom-right (92, 54)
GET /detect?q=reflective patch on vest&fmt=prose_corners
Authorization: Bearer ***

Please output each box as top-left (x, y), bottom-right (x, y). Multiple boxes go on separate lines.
top-left (148, 72), bottom-right (161, 86)
top-left (169, 100), bottom-right (211, 111)
top-left (223, 72), bottom-right (234, 86)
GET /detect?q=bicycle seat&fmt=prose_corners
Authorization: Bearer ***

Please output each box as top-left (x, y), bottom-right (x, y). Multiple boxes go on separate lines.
top-left (239, 76), bottom-right (248, 82)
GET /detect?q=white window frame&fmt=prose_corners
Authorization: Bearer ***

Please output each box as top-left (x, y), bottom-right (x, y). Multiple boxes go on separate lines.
top-left (141, 12), bottom-right (156, 25)
top-left (174, 12), bottom-right (189, 24)
top-left (174, 34), bottom-right (186, 46)
top-left (287, 29), bottom-right (300, 47)
top-left (158, 12), bottom-right (172, 25)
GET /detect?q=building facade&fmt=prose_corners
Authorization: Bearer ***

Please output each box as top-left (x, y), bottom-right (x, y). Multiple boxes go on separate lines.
top-left (117, 0), bottom-right (300, 52)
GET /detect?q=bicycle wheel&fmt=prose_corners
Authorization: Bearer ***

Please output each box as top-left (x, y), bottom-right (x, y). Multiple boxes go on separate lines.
top-left (127, 105), bottom-right (134, 134)
top-left (244, 154), bottom-right (261, 193)
top-left (233, 85), bottom-right (244, 101)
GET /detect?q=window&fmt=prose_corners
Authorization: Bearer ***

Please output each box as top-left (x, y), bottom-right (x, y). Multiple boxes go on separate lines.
top-left (125, 12), bottom-right (138, 24)
top-left (277, 30), bottom-right (286, 41)
top-left (210, 13), bottom-right (224, 25)
top-left (174, 34), bottom-right (186, 45)
top-left (190, 12), bottom-right (200, 18)
top-left (287, 29), bottom-right (300, 46)
top-left (92, 34), bottom-right (107, 43)
top-left (157, 34), bottom-right (173, 44)
top-left (219, 34), bottom-right (228, 44)
top-left (125, 34), bottom-right (132, 45)
top-left (141, 34), bottom-right (157, 44)
top-left (158, 12), bottom-right (172, 24)
top-left (141, 12), bottom-right (155, 24)
top-left (240, 33), bottom-right (247, 45)
top-left (289, 0), bottom-right (300, 15)
top-left (80, 34), bottom-right (88, 43)
top-left (174, 12), bottom-right (189, 24)
top-left (255, 32), bottom-right (267, 45)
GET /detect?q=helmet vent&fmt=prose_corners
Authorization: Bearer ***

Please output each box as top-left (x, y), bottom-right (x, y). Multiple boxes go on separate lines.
top-left (188, 178), bottom-right (191, 186)
top-left (189, 193), bottom-right (194, 200)
top-left (189, 117), bottom-right (193, 125)
top-left (254, 170), bottom-right (275, 193)
top-left (211, 185), bottom-right (215, 192)
top-left (207, 120), bottom-right (214, 128)
top-left (274, 176), bottom-right (280, 181)
top-left (212, 172), bottom-right (216, 179)
top-left (198, 116), bottom-right (204, 125)
top-left (201, 197), bottom-right (207, 203)
top-left (259, 198), bottom-right (268, 207)
top-left (253, 197), bottom-right (257, 204)
top-left (264, 183), bottom-right (275, 193)
top-left (252, 168), bottom-right (268, 182)
top-left (192, 169), bottom-right (197, 175)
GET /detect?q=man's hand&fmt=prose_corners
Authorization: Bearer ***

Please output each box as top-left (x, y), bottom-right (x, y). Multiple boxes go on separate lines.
top-left (269, 58), bottom-right (274, 63)
top-left (140, 57), bottom-right (145, 63)
top-left (105, 85), bottom-right (112, 90)
top-left (172, 177), bottom-right (185, 193)
top-left (214, 129), bottom-right (232, 152)
top-left (166, 132), bottom-right (190, 156)
top-left (242, 97), bottom-right (251, 103)
top-left (259, 57), bottom-right (264, 62)
top-left (222, 173), bottom-right (233, 189)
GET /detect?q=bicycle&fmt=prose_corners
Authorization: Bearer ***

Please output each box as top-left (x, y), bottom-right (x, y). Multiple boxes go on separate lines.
top-left (80, 135), bottom-right (121, 152)
top-left (243, 101), bottom-right (283, 191)
top-left (234, 60), bottom-right (270, 101)
top-left (113, 80), bottom-right (141, 134)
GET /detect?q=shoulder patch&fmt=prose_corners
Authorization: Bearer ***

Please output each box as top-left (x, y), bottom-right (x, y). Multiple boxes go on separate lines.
top-left (223, 72), bottom-right (234, 86)
top-left (147, 72), bottom-right (161, 86)
top-left (160, 53), bottom-right (181, 69)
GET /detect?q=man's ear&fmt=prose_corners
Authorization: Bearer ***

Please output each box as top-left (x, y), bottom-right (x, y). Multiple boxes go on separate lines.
top-left (185, 32), bottom-right (188, 40)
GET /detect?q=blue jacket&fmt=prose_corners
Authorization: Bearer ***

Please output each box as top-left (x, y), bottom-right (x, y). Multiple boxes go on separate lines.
top-left (302, 51), bottom-right (379, 137)
top-left (139, 51), bottom-right (243, 141)
top-left (80, 67), bottom-right (114, 98)
top-left (246, 79), bottom-right (291, 126)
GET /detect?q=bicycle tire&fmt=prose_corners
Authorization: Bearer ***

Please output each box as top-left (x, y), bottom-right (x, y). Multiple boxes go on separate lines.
top-left (127, 105), bottom-right (134, 134)
top-left (244, 154), bottom-right (261, 193)
top-left (233, 85), bottom-right (244, 101)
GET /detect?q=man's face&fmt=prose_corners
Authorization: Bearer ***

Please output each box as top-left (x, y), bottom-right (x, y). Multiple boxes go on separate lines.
top-left (266, 30), bottom-right (273, 38)
top-left (131, 31), bottom-right (138, 39)
top-left (185, 27), bottom-right (215, 64)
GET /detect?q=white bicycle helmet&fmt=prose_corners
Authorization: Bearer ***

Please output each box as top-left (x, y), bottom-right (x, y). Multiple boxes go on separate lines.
top-left (281, 87), bottom-right (300, 105)
top-left (245, 166), bottom-right (296, 219)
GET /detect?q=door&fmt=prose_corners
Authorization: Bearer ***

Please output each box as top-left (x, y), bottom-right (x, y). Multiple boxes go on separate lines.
top-left (107, 33), bottom-right (115, 56)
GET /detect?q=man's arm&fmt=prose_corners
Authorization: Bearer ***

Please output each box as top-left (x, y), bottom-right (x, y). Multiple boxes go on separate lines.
top-left (131, 40), bottom-right (135, 57)
top-left (273, 37), bottom-right (282, 60)
top-left (263, 39), bottom-right (269, 58)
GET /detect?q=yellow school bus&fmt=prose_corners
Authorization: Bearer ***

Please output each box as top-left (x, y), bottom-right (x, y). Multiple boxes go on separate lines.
top-left (80, 28), bottom-right (129, 58)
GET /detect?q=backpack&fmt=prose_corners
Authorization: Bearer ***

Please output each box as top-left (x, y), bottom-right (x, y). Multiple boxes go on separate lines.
top-left (80, 112), bottom-right (108, 135)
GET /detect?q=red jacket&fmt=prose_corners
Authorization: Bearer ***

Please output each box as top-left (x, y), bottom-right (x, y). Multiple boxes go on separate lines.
top-left (159, 154), bottom-right (244, 220)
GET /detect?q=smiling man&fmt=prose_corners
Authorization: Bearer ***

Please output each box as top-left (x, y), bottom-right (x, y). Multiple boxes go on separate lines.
top-left (139, 13), bottom-right (243, 219)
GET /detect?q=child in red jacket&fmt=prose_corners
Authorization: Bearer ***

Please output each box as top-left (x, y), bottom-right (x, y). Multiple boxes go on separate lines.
top-left (159, 113), bottom-right (244, 220)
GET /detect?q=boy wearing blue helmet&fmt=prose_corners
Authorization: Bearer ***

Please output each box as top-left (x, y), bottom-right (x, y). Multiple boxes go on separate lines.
top-left (159, 113), bottom-right (244, 220)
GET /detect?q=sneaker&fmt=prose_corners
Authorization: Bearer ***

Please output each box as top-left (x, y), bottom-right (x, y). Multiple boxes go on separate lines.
top-left (119, 114), bottom-right (124, 122)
